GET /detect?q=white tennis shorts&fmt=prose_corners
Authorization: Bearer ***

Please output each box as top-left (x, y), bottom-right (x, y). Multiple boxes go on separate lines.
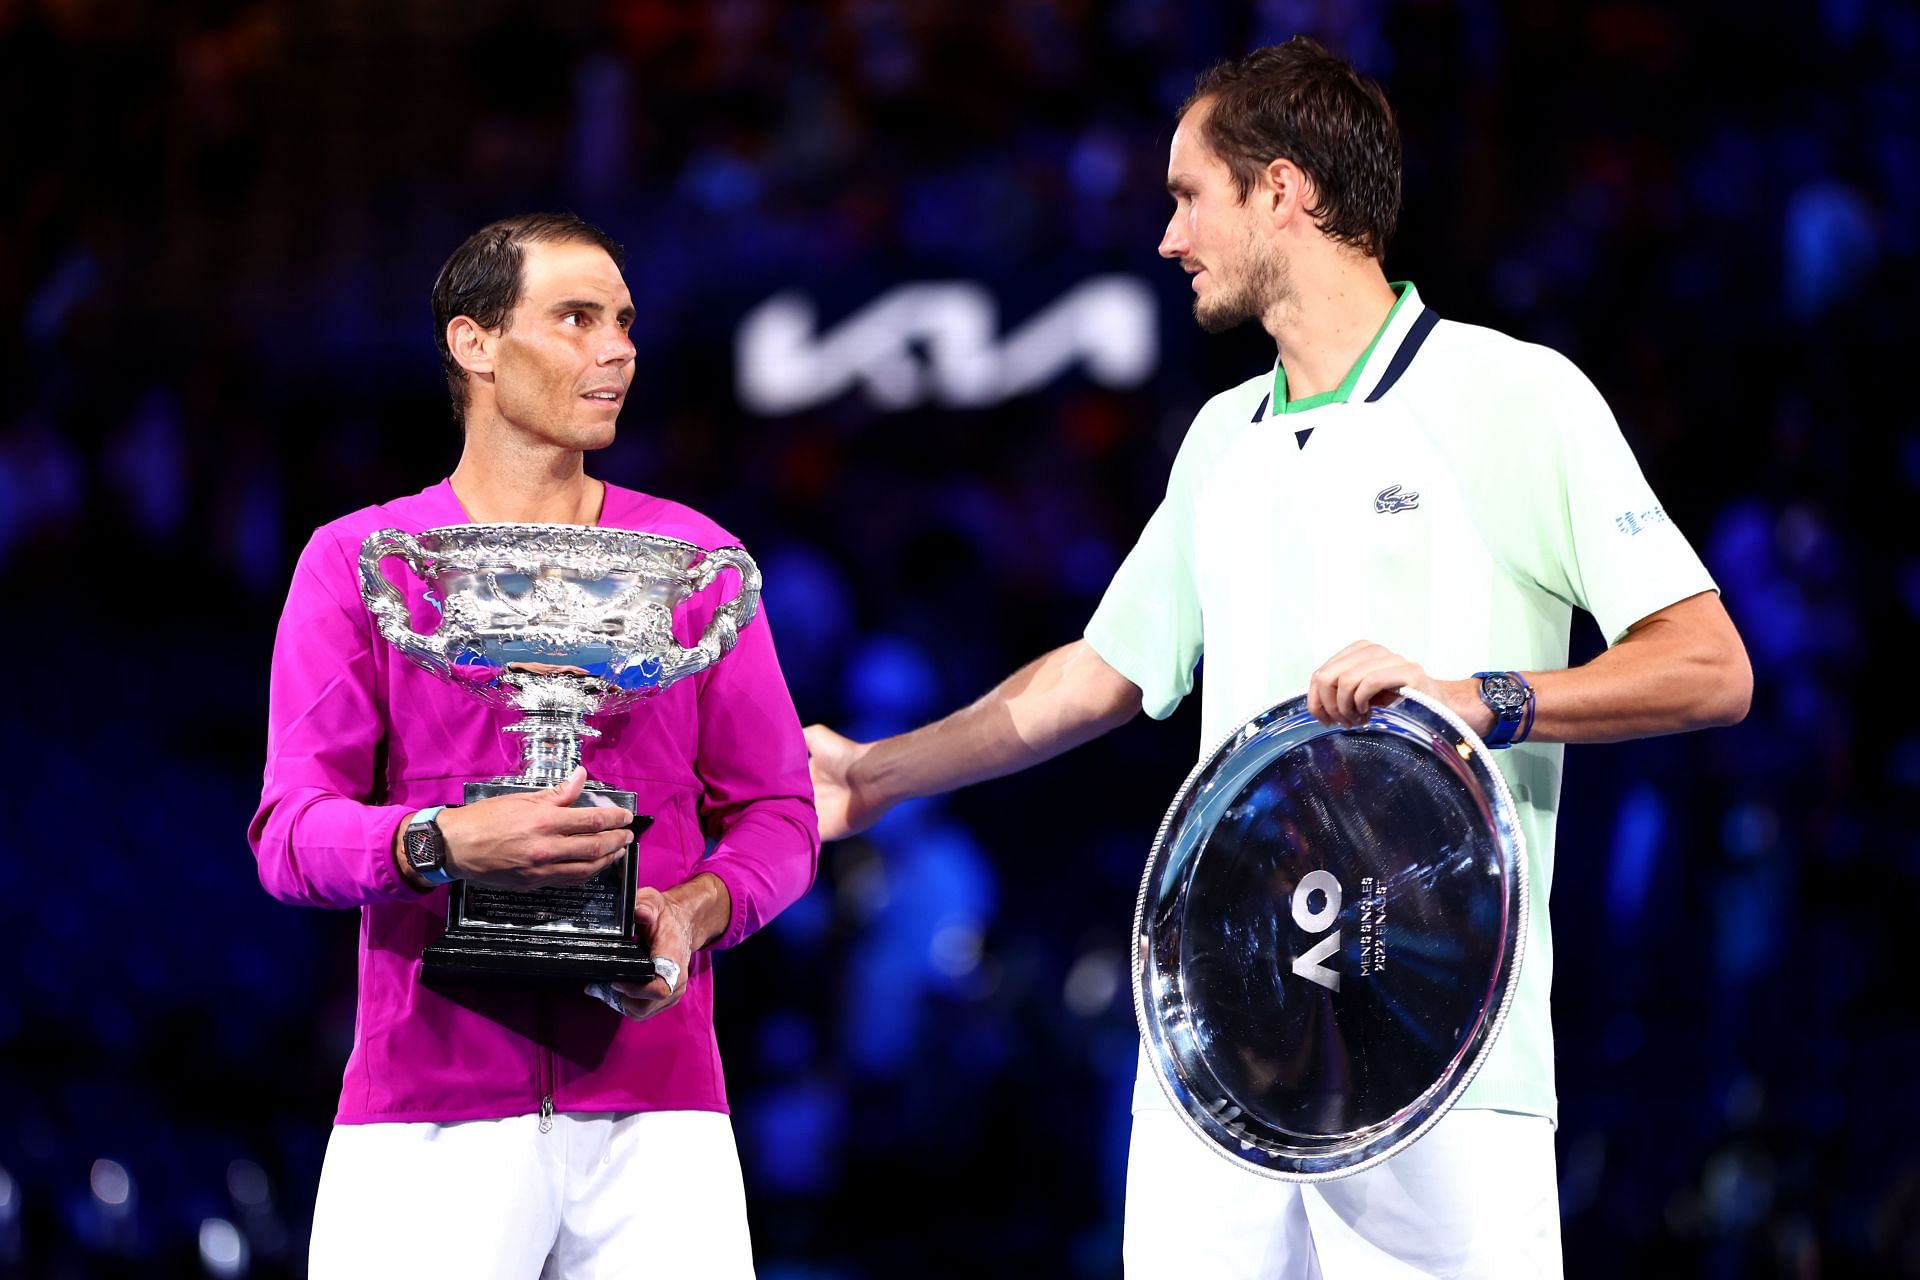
top-left (1125, 1054), bottom-right (1562, 1278)
top-left (309, 1109), bottom-right (753, 1280)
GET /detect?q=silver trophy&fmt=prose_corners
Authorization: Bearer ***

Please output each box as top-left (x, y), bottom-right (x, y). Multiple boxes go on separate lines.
top-left (1134, 688), bottom-right (1527, 1180)
top-left (358, 522), bottom-right (760, 985)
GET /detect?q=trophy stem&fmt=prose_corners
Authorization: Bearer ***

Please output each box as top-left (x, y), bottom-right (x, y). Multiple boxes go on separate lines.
top-left (501, 711), bottom-right (602, 787)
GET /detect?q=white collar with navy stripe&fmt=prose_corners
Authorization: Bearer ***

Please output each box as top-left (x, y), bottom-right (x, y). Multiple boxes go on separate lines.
top-left (1252, 282), bottom-right (1439, 422)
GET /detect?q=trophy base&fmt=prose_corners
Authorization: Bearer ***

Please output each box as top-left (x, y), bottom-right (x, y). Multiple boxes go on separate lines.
top-left (419, 778), bottom-right (656, 989)
top-left (421, 928), bottom-right (659, 987)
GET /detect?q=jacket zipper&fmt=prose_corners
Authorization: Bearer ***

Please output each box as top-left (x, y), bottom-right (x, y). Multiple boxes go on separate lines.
top-left (538, 998), bottom-right (555, 1133)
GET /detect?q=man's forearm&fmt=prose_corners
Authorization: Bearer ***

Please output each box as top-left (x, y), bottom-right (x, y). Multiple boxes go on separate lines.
top-left (1322, 592), bottom-right (1751, 747)
top-left (854, 639), bottom-right (1142, 806)
top-left (1499, 591), bottom-right (1751, 744)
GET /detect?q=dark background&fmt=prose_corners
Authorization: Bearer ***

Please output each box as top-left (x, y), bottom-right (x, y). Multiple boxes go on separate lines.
top-left (2, 0), bottom-right (1916, 1275)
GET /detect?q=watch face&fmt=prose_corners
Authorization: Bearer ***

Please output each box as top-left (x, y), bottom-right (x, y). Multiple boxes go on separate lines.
top-left (1482, 676), bottom-right (1526, 715)
top-left (406, 823), bottom-right (443, 870)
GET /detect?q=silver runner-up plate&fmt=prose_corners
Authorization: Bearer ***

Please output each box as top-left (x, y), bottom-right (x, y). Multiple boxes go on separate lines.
top-left (1133, 688), bottom-right (1528, 1181)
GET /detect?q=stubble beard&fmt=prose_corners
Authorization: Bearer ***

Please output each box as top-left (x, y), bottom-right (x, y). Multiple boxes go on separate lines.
top-left (483, 393), bottom-right (619, 459)
top-left (1193, 241), bottom-right (1292, 335)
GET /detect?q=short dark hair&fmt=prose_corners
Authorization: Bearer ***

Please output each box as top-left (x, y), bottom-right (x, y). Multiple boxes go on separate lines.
top-left (430, 212), bottom-right (626, 420)
top-left (1181, 38), bottom-right (1401, 260)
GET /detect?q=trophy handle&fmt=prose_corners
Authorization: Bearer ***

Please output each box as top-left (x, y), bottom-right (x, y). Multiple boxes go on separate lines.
top-left (358, 528), bottom-right (452, 676)
top-left (671, 545), bottom-right (761, 680)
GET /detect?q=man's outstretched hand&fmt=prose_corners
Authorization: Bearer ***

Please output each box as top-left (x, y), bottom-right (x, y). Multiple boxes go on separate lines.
top-left (804, 724), bottom-right (887, 841)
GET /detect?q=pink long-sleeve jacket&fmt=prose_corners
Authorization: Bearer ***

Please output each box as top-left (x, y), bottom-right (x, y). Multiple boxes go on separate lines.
top-left (248, 479), bottom-right (819, 1124)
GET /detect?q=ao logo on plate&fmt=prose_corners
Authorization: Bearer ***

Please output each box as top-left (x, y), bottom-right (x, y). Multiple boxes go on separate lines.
top-left (1290, 869), bottom-right (1342, 992)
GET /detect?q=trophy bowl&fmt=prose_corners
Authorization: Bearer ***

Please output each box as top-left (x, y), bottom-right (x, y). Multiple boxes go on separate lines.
top-left (358, 522), bottom-right (761, 985)
top-left (360, 522), bottom-right (760, 714)
top-left (1133, 688), bottom-right (1527, 1181)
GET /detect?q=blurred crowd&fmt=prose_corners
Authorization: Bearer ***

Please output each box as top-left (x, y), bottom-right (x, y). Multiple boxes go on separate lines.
top-left (2, 0), bottom-right (1916, 1275)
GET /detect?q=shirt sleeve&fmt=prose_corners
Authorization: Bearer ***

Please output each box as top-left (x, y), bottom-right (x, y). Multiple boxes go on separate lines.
top-left (248, 528), bottom-right (420, 908)
top-left (1084, 427), bottom-right (1208, 720)
top-left (689, 596), bottom-right (821, 950)
top-left (1486, 349), bottom-right (1718, 644)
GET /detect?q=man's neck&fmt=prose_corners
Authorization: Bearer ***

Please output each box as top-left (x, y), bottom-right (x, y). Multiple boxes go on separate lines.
top-left (1261, 259), bottom-right (1398, 403)
top-left (448, 432), bottom-right (605, 525)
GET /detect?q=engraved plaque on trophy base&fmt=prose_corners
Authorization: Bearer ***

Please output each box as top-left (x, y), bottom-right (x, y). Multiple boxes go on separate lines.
top-left (420, 780), bottom-right (659, 988)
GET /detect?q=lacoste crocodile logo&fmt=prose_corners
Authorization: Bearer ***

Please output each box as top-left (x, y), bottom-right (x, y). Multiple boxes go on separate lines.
top-left (1374, 484), bottom-right (1420, 514)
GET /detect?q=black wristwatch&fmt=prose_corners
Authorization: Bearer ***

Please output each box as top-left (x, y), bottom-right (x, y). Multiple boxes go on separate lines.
top-left (1472, 672), bottom-right (1535, 749)
top-left (403, 805), bottom-right (457, 886)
